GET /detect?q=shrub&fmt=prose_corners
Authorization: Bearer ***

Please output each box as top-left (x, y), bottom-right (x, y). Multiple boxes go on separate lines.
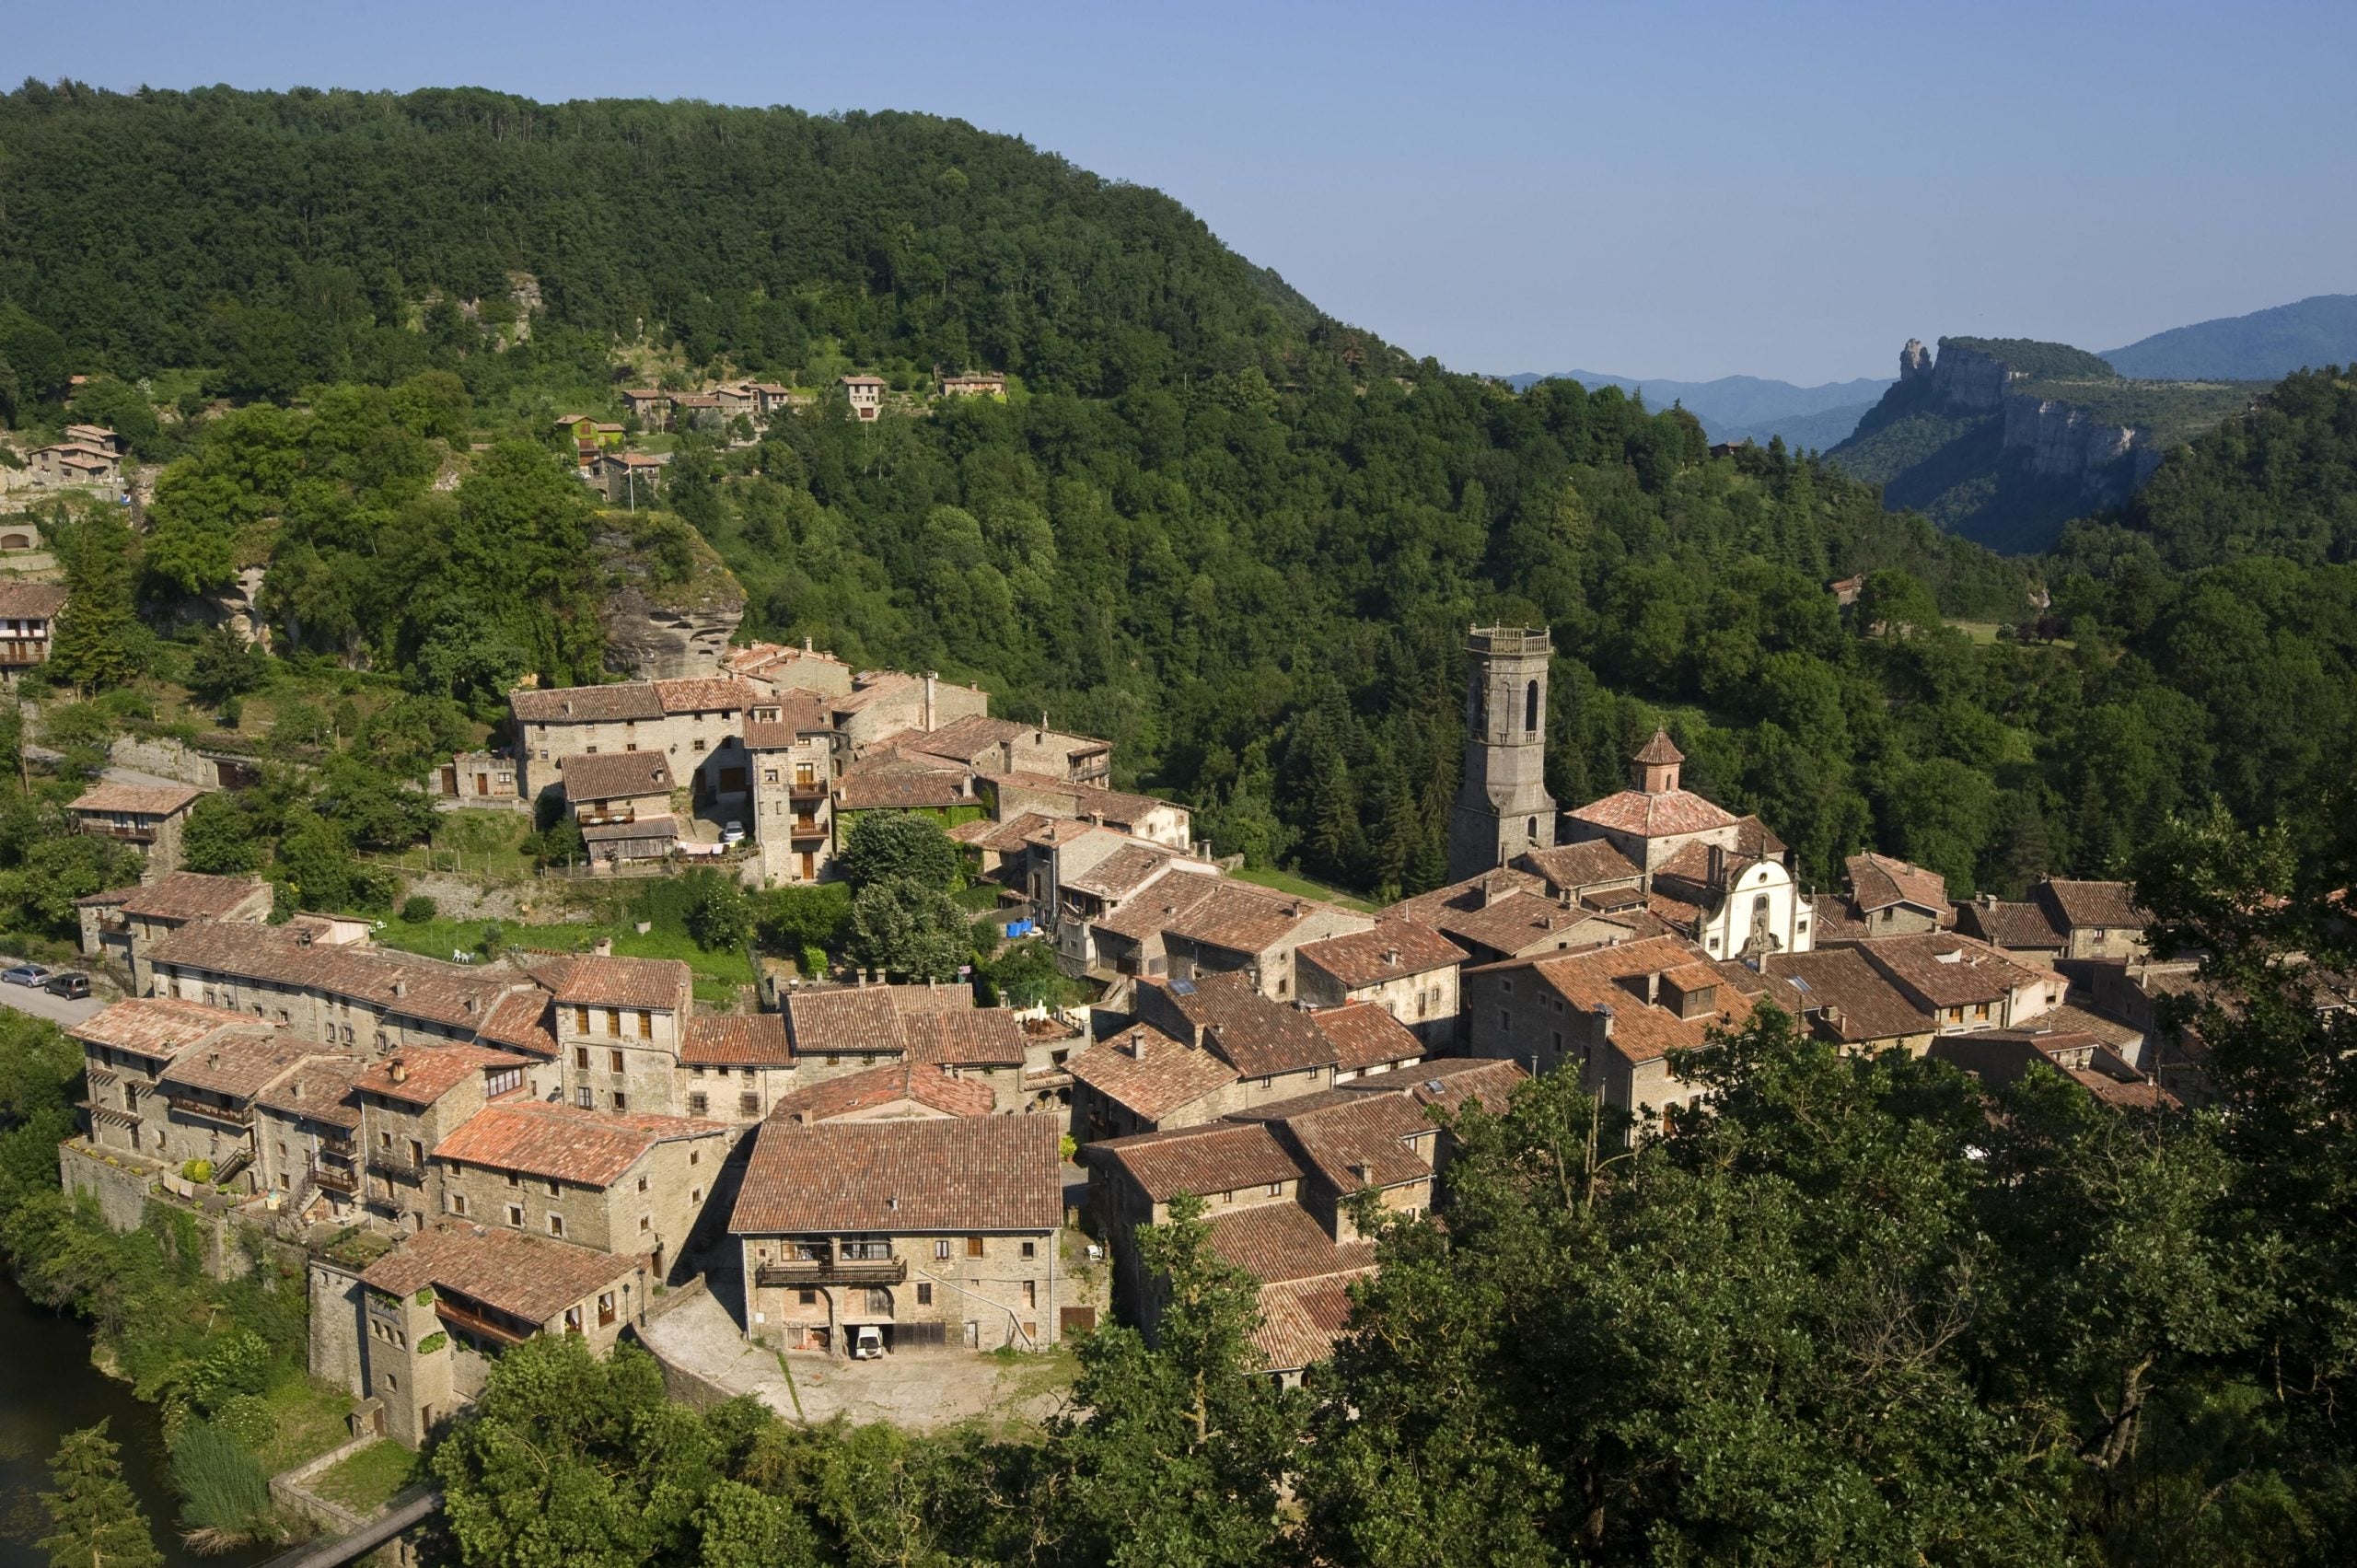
top-left (399, 895), bottom-right (437, 924)
top-left (211, 1393), bottom-right (273, 1451)
top-left (180, 1159), bottom-right (213, 1184)
top-left (415, 1331), bottom-right (447, 1354)
top-left (168, 1421), bottom-right (278, 1548)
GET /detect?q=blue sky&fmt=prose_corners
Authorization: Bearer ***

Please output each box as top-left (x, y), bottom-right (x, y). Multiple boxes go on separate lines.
top-left (14, 0), bottom-right (2352, 383)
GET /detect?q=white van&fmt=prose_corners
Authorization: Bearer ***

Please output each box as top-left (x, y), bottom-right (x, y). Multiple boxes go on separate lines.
top-left (850, 1325), bottom-right (885, 1360)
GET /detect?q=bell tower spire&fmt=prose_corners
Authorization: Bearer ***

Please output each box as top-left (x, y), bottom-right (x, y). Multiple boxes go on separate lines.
top-left (1447, 626), bottom-right (1559, 882)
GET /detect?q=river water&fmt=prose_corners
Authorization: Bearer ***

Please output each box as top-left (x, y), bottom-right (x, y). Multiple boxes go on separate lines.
top-left (0, 1272), bottom-right (268, 1568)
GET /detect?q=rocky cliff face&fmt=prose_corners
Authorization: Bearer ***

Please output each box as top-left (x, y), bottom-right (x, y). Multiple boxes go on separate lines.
top-left (1923, 343), bottom-right (2020, 412)
top-left (592, 522), bottom-right (746, 680)
top-left (2002, 396), bottom-right (2165, 506)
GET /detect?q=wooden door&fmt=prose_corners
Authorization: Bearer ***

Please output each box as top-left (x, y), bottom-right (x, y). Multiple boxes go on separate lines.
top-left (440, 766), bottom-right (459, 796)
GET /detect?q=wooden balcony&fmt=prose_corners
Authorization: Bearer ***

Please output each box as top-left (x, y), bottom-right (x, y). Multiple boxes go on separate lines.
top-left (434, 1297), bottom-right (531, 1347)
top-left (790, 819), bottom-right (827, 840)
top-left (164, 1091), bottom-right (251, 1126)
top-left (76, 821), bottom-right (157, 843)
top-left (308, 1159), bottom-right (357, 1193)
top-left (755, 1255), bottom-right (906, 1287)
top-left (0, 643), bottom-right (48, 666)
top-left (366, 1150), bottom-right (427, 1181)
top-left (78, 1098), bottom-right (140, 1126)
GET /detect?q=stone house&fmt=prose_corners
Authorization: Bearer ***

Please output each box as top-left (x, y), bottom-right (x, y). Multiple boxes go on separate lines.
top-left (1019, 823), bottom-right (1219, 978)
top-left (354, 1044), bottom-right (537, 1233)
top-left (430, 1101), bottom-right (731, 1282)
top-left (334, 1223), bottom-right (649, 1446)
top-left (1149, 882), bottom-right (1372, 1002)
top-left (619, 389), bottom-right (668, 426)
top-left (1065, 971), bottom-right (1343, 1140)
top-left (731, 1116), bottom-right (1064, 1354)
top-left (938, 371), bottom-right (1007, 398)
top-left (1753, 947), bottom-right (1938, 1056)
top-left (724, 639), bottom-right (855, 700)
top-left (1928, 1028), bottom-right (2177, 1109)
top-left (75, 872), bottom-right (273, 987)
top-left (593, 450), bottom-right (665, 505)
top-left (1296, 921), bottom-right (1469, 1046)
top-left (981, 771), bottom-right (1192, 852)
top-left (551, 954), bottom-right (695, 1117)
top-left (763, 1059), bottom-right (998, 1124)
top-left (1383, 866), bottom-right (1663, 967)
top-left (68, 781), bottom-right (204, 874)
top-left (29, 442), bottom-right (122, 486)
top-left (1086, 1060), bottom-right (1524, 1384)
top-left (253, 1053), bottom-right (370, 1215)
top-left (1462, 935), bottom-right (1771, 1126)
top-left (1952, 879), bottom-right (2148, 963)
top-left (70, 997), bottom-right (289, 1174)
top-left (1850, 933), bottom-right (2066, 1033)
top-left (745, 699), bottom-right (841, 885)
top-left (510, 675), bottom-right (761, 807)
top-left (1839, 853), bottom-right (1956, 935)
top-left (561, 750), bottom-right (677, 829)
top-left (0, 582), bottom-right (67, 679)
top-left (841, 374), bottom-right (888, 421)
top-left (1066, 1022), bottom-right (1237, 1139)
top-left (435, 751), bottom-right (517, 803)
top-left (64, 423), bottom-right (125, 455)
top-left (906, 714), bottom-right (1110, 786)
top-left (779, 982), bottom-right (1034, 1109)
top-left (1307, 1000), bottom-right (1429, 1085)
top-left (668, 392), bottom-right (726, 430)
top-left (827, 669), bottom-right (991, 752)
top-left (677, 1014), bottom-right (796, 1123)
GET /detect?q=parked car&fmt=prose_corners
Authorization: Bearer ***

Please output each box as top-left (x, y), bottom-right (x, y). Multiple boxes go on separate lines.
top-left (43, 972), bottom-right (90, 999)
top-left (720, 820), bottom-right (747, 845)
top-left (849, 1325), bottom-right (885, 1360)
top-left (1, 963), bottom-right (50, 988)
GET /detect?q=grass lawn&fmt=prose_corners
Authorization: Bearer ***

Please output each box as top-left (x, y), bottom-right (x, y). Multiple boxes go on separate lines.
top-left (1945, 619), bottom-right (2076, 651)
top-left (310, 1439), bottom-right (422, 1515)
top-left (253, 1375), bottom-right (356, 1473)
top-left (1229, 864), bottom-right (1379, 913)
top-left (427, 809), bottom-right (540, 878)
top-left (371, 915), bottom-right (753, 1000)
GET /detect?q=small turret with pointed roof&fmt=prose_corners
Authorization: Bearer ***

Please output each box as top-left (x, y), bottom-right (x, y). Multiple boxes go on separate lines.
top-left (1632, 728), bottom-right (1683, 795)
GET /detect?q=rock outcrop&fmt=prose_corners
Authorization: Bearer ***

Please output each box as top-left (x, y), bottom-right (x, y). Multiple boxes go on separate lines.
top-left (592, 521), bottom-right (746, 680)
top-left (2002, 396), bottom-right (2165, 506)
top-left (1898, 339), bottom-right (1933, 383)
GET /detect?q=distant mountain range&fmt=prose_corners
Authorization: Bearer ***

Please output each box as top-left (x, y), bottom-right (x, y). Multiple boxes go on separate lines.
top-left (2104, 294), bottom-right (2357, 380)
top-left (1498, 370), bottom-right (1890, 451)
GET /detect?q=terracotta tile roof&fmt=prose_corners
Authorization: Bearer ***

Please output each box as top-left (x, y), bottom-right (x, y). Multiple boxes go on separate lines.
top-left (356, 1043), bottom-right (534, 1107)
top-left (1382, 867), bottom-right (1547, 929)
top-left (948, 812), bottom-right (1056, 853)
top-left (560, 752), bottom-right (674, 802)
top-left (1247, 1090), bottom-right (1434, 1191)
top-left (1518, 841), bottom-right (1643, 890)
top-left (784, 987), bottom-right (911, 1058)
top-left (1632, 728), bottom-right (1685, 765)
top-left (904, 714), bottom-right (1028, 765)
top-left (1854, 934), bottom-right (2048, 1009)
top-left (2040, 879), bottom-right (2146, 931)
top-left (70, 781), bottom-right (203, 817)
top-left (1564, 789), bottom-right (1738, 839)
top-left (113, 873), bottom-right (269, 923)
top-left (1063, 843), bottom-right (1182, 900)
top-left (1389, 1056), bottom-right (1527, 1115)
top-left (142, 923), bottom-right (527, 1030)
top-left (1758, 948), bottom-right (1932, 1045)
top-left (552, 955), bottom-right (691, 1012)
top-left (476, 991), bottom-right (558, 1059)
top-left (981, 772), bottom-right (1178, 830)
top-left (765, 1060), bottom-right (996, 1122)
top-left (510, 683), bottom-right (663, 724)
top-left (681, 1014), bottom-right (791, 1067)
top-left (1807, 893), bottom-right (1872, 944)
top-left (1066, 1026), bottom-right (1235, 1121)
top-left (582, 817), bottom-right (678, 846)
top-left (1296, 922), bottom-right (1468, 991)
top-left (360, 1223), bottom-right (639, 1325)
top-left (1160, 881), bottom-right (1346, 957)
top-left (1956, 899), bottom-right (2066, 950)
top-left (74, 884), bottom-right (137, 910)
top-left (1488, 935), bottom-right (1764, 1066)
top-left (1095, 873), bottom-right (1221, 942)
top-left (1253, 1272), bottom-right (1368, 1374)
top-left (2024, 1002), bottom-right (2143, 1052)
top-left (252, 1054), bottom-right (366, 1129)
top-left (1206, 1202), bottom-right (1375, 1285)
top-left (835, 750), bottom-right (972, 809)
top-left (1307, 1002), bottom-right (1426, 1073)
top-left (1090, 1121), bottom-right (1303, 1203)
top-left (731, 1115), bottom-right (1061, 1234)
top-left (69, 996), bottom-right (261, 1061)
top-left (901, 1009), bottom-right (1027, 1069)
top-left (435, 1102), bottom-right (726, 1187)
top-left (157, 1031), bottom-right (317, 1101)
top-left (829, 671), bottom-right (915, 714)
top-left (1434, 889), bottom-right (1627, 958)
top-left (654, 677), bottom-right (758, 714)
top-left (1731, 816), bottom-right (1788, 862)
top-left (741, 701), bottom-right (832, 749)
top-left (1142, 971), bottom-right (1338, 1078)
top-left (1846, 853), bottom-right (1951, 916)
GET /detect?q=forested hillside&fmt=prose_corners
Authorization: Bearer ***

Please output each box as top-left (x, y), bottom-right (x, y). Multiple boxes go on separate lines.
top-left (2106, 293), bottom-right (2357, 380)
top-left (1, 82), bottom-right (2350, 916)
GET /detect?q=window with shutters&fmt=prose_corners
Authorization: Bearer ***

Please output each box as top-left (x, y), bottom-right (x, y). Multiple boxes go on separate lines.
top-left (574, 1007), bottom-right (591, 1036)
top-left (688, 1092), bottom-right (708, 1116)
top-left (636, 1011), bottom-right (653, 1040)
top-left (916, 1283), bottom-right (933, 1305)
top-left (966, 1236), bottom-right (984, 1258)
top-left (738, 1093), bottom-right (761, 1118)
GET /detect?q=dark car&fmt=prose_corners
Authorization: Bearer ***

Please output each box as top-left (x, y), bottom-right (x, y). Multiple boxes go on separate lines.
top-left (44, 972), bottom-right (90, 1000)
top-left (1, 963), bottom-right (49, 988)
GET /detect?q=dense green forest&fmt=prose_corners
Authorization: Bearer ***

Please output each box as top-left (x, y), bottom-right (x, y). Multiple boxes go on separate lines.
top-left (2, 83), bottom-right (2351, 914)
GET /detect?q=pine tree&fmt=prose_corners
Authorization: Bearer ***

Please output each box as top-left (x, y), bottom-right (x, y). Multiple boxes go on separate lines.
top-left (39, 1422), bottom-right (164, 1568)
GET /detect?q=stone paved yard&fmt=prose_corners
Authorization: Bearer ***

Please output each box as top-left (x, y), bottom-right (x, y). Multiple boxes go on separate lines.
top-left (642, 1283), bottom-right (1079, 1432)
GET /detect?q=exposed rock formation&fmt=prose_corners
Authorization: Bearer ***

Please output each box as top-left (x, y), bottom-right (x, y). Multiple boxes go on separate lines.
top-left (1922, 343), bottom-right (2019, 412)
top-left (2003, 396), bottom-right (2165, 506)
top-left (1899, 339), bottom-right (1933, 382)
top-left (592, 521), bottom-right (746, 680)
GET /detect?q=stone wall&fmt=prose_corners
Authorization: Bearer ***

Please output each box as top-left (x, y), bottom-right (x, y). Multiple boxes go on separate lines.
top-left (58, 1142), bottom-right (150, 1232)
top-left (309, 1260), bottom-right (370, 1400)
top-left (107, 734), bottom-right (226, 789)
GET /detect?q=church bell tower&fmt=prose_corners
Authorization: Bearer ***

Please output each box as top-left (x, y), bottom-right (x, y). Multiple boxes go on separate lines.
top-left (1447, 626), bottom-right (1559, 883)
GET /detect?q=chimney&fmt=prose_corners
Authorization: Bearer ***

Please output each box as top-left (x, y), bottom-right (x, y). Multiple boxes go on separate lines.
top-left (794, 1109), bottom-right (810, 1127)
top-left (296, 928), bottom-right (314, 947)
top-left (392, 979), bottom-right (407, 998)
top-left (1349, 1161), bottom-right (1373, 1185)
top-left (1596, 1003), bottom-right (1616, 1039)
top-left (1383, 947), bottom-right (1399, 968)
top-left (803, 634), bottom-right (814, 653)
top-left (464, 996), bottom-right (479, 1015)
top-left (923, 673), bottom-right (938, 730)
top-left (562, 699), bottom-right (574, 716)
top-left (592, 936), bottom-right (613, 958)
top-left (1128, 1029), bottom-right (1146, 1060)
top-left (388, 1058), bottom-right (408, 1085)
top-left (1707, 842), bottom-right (1726, 888)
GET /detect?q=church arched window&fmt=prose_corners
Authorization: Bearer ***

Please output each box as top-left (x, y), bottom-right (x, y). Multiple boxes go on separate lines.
top-left (1525, 679), bottom-right (1539, 733)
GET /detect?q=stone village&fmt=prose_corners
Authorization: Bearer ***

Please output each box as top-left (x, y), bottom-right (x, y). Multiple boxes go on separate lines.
top-left (48, 614), bottom-right (2227, 1449)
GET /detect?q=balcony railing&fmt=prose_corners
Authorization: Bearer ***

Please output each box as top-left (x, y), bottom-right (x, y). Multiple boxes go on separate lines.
top-left (77, 822), bottom-right (157, 843)
top-left (78, 1098), bottom-right (139, 1126)
top-left (434, 1297), bottom-right (531, 1347)
top-left (790, 780), bottom-right (827, 799)
top-left (0, 643), bottom-right (48, 666)
top-left (366, 1150), bottom-right (427, 1180)
top-left (164, 1092), bottom-right (252, 1126)
top-left (754, 1256), bottom-right (907, 1287)
top-left (790, 819), bottom-right (826, 840)
top-left (308, 1159), bottom-right (357, 1193)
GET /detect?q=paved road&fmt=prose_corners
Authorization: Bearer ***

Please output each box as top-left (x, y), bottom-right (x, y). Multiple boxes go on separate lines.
top-left (0, 959), bottom-right (107, 1028)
